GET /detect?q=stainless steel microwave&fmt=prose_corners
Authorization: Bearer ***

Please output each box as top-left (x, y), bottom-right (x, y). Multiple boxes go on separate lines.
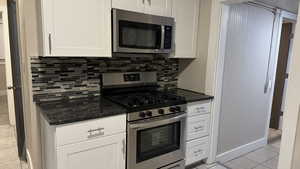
top-left (112, 9), bottom-right (175, 54)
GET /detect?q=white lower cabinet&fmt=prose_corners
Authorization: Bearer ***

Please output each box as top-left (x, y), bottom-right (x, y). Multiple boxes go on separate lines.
top-left (57, 133), bottom-right (125, 169)
top-left (185, 101), bottom-right (211, 166)
top-left (187, 101), bottom-right (211, 117)
top-left (41, 114), bottom-right (126, 169)
top-left (187, 114), bottom-right (210, 141)
top-left (186, 137), bottom-right (209, 166)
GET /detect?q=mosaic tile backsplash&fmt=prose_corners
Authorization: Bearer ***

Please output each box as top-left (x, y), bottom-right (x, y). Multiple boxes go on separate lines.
top-left (31, 56), bottom-right (179, 103)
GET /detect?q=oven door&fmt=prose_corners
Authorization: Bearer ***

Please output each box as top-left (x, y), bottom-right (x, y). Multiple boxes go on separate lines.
top-left (112, 9), bottom-right (174, 54)
top-left (127, 113), bottom-right (186, 169)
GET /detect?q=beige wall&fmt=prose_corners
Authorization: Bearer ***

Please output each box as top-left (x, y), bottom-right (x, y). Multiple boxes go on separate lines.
top-left (292, 113), bottom-right (300, 168)
top-left (277, 2), bottom-right (300, 168)
top-left (178, 0), bottom-right (213, 93)
top-left (277, 2), bottom-right (300, 169)
top-left (0, 64), bottom-right (6, 91)
top-left (18, 0), bottom-right (42, 168)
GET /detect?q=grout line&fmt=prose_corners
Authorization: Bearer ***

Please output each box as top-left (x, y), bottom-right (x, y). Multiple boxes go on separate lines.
top-left (220, 143), bottom-right (280, 169)
top-left (216, 162), bottom-right (232, 169)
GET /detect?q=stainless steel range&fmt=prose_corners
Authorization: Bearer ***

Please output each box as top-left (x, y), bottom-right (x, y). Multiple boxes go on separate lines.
top-left (102, 72), bottom-right (187, 169)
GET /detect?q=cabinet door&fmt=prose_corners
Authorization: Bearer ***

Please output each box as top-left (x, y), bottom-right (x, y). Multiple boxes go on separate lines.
top-left (171, 0), bottom-right (200, 58)
top-left (57, 133), bottom-right (126, 169)
top-left (144, 0), bottom-right (172, 17)
top-left (42, 0), bottom-right (112, 57)
top-left (112, 0), bottom-right (145, 13)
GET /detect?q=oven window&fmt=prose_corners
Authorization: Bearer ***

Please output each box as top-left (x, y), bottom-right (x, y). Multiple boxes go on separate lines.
top-left (137, 122), bottom-right (181, 162)
top-left (119, 20), bottom-right (161, 49)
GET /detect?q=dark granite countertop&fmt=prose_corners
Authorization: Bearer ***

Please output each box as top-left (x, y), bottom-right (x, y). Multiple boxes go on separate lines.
top-left (37, 97), bottom-right (126, 125)
top-left (38, 89), bottom-right (213, 126)
top-left (168, 88), bottom-right (214, 103)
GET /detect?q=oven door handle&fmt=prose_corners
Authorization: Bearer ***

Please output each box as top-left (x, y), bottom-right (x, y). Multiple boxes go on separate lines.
top-left (160, 25), bottom-right (165, 50)
top-left (129, 113), bottom-right (187, 130)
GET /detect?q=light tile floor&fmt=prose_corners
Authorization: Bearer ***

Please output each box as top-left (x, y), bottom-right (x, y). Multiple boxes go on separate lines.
top-left (191, 139), bottom-right (281, 169)
top-left (0, 125), bottom-right (29, 169)
top-left (190, 163), bottom-right (229, 169)
top-left (223, 139), bottom-right (281, 169)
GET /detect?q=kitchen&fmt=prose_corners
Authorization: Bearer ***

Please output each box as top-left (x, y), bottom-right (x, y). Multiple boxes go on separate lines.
top-left (3, 0), bottom-right (300, 169)
top-left (23, 0), bottom-right (215, 169)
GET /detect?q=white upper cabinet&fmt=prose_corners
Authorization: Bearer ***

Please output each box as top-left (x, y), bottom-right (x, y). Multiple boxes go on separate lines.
top-left (144, 0), bottom-right (172, 17)
top-left (41, 0), bottom-right (112, 57)
top-left (112, 0), bottom-right (172, 17)
top-left (112, 0), bottom-right (145, 13)
top-left (171, 0), bottom-right (200, 58)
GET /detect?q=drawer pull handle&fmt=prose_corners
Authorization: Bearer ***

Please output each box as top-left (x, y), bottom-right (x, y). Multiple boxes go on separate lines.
top-left (194, 126), bottom-right (204, 131)
top-left (194, 149), bottom-right (203, 155)
top-left (196, 107), bottom-right (206, 111)
top-left (87, 128), bottom-right (104, 139)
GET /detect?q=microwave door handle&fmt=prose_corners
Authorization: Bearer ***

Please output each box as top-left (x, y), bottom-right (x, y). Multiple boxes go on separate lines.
top-left (160, 25), bottom-right (165, 50)
top-left (130, 113), bottom-right (186, 130)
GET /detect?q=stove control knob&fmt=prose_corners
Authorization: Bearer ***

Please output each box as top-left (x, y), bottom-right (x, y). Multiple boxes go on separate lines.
top-left (139, 112), bottom-right (146, 118)
top-left (175, 106), bottom-right (181, 112)
top-left (158, 109), bottom-right (165, 114)
top-left (169, 107), bottom-right (176, 113)
top-left (146, 111), bottom-right (153, 117)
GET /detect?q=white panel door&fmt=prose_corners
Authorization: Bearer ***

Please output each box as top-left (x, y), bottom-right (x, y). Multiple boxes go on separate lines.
top-left (144, 0), bottom-right (172, 17)
top-left (57, 133), bottom-right (126, 169)
top-left (112, 0), bottom-right (145, 13)
top-left (42, 0), bottom-right (112, 57)
top-left (218, 4), bottom-right (275, 154)
top-left (171, 0), bottom-right (200, 58)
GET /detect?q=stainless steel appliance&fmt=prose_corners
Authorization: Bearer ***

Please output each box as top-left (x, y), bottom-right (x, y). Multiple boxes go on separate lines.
top-left (102, 72), bottom-right (187, 169)
top-left (112, 9), bottom-right (175, 54)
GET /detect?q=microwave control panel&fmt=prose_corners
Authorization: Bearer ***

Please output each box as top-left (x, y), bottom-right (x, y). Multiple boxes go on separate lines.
top-left (124, 73), bottom-right (140, 82)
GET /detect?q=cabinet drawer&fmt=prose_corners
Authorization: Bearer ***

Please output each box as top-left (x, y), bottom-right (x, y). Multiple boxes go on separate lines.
top-left (186, 137), bottom-right (209, 166)
top-left (187, 114), bottom-right (210, 141)
top-left (187, 101), bottom-right (211, 117)
top-left (56, 114), bottom-right (126, 146)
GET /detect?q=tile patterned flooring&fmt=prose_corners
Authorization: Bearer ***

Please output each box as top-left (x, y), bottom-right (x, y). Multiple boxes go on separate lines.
top-left (191, 138), bottom-right (281, 169)
top-left (0, 125), bottom-right (23, 169)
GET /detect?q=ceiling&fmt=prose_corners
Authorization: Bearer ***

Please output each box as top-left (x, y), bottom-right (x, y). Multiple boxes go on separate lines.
top-left (255, 0), bottom-right (299, 13)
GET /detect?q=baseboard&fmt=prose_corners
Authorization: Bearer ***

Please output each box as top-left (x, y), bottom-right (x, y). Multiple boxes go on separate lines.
top-left (26, 149), bottom-right (33, 169)
top-left (216, 137), bottom-right (268, 163)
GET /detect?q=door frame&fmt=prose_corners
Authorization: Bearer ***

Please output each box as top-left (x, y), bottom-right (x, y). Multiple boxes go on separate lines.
top-left (205, 0), bottom-right (292, 164)
top-left (276, 12), bottom-right (297, 129)
top-left (0, 1), bottom-right (16, 126)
